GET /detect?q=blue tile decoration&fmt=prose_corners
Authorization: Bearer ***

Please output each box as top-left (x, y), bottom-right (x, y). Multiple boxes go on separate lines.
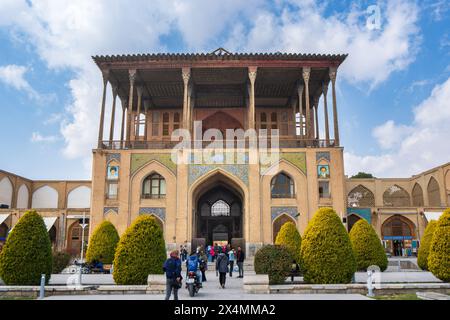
top-left (188, 164), bottom-right (249, 186)
top-left (271, 207), bottom-right (298, 221)
top-left (316, 152), bottom-right (330, 162)
top-left (139, 207), bottom-right (166, 222)
top-left (347, 207), bottom-right (372, 224)
top-left (106, 153), bottom-right (121, 163)
top-left (103, 207), bottom-right (119, 215)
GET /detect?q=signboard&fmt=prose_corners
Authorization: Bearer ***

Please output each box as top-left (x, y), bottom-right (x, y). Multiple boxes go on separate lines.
top-left (383, 236), bottom-right (414, 241)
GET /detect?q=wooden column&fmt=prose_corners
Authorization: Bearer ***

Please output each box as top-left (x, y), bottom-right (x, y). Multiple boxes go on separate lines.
top-left (302, 67), bottom-right (311, 139)
top-left (126, 70), bottom-right (137, 146)
top-left (108, 85), bottom-right (118, 144)
top-left (248, 66), bottom-right (257, 130)
top-left (120, 96), bottom-right (127, 147)
top-left (143, 107), bottom-right (148, 142)
top-left (329, 67), bottom-right (340, 146)
top-left (314, 97), bottom-right (319, 139)
top-left (298, 85), bottom-right (304, 137)
top-left (182, 68), bottom-right (191, 129)
top-left (135, 86), bottom-right (143, 140)
top-left (97, 69), bottom-right (109, 148)
top-left (322, 81), bottom-right (330, 146)
top-left (187, 83), bottom-right (194, 133)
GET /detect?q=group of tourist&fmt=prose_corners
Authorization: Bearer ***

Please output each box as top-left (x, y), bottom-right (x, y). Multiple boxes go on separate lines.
top-left (163, 244), bottom-right (246, 300)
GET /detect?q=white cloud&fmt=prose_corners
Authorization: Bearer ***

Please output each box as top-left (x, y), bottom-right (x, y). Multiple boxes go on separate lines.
top-left (345, 76), bottom-right (450, 177)
top-left (0, 64), bottom-right (40, 100)
top-left (31, 132), bottom-right (59, 143)
top-left (0, 0), bottom-right (423, 177)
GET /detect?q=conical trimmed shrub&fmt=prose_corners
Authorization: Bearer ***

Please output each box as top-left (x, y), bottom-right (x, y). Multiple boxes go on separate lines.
top-left (275, 221), bottom-right (302, 265)
top-left (0, 210), bottom-right (52, 285)
top-left (113, 215), bottom-right (166, 285)
top-left (349, 219), bottom-right (388, 271)
top-left (301, 207), bottom-right (356, 284)
top-left (417, 220), bottom-right (437, 271)
top-left (428, 209), bottom-right (450, 282)
top-left (86, 221), bottom-right (119, 264)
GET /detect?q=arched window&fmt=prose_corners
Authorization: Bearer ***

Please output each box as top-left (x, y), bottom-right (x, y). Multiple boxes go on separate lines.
top-left (271, 173), bottom-right (295, 198)
top-left (412, 183), bottom-right (424, 207)
top-left (348, 185), bottom-right (375, 207)
top-left (427, 177), bottom-right (441, 207)
top-left (383, 185), bottom-right (411, 207)
top-left (382, 215), bottom-right (414, 238)
top-left (211, 200), bottom-right (230, 217)
top-left (273, 214), bottom-right (296, 243)
top-left (142, 174), bottom-right (166, 199)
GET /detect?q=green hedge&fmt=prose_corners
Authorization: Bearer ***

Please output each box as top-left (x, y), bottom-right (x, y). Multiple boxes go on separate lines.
top-left (417, 220), bottom-right (437, 271)
top-left (428, 209), bottom-right (450, 282)
top-left (86, 221), bottom-right (119, 264)
top-left (52, 251), bottom-right (71, 274)
top-left (113, 215), bottom-right (166, 285)
top-left (301, 207), bottom-right (356, 284)
top-left (274, 221), bottom-right (302, 265)
top-left (0, 210), bottom-right (52, 285)
top-left (254, 245), bottom-right (292, 284)
top-left (349, 219), bottom-right (388, 271)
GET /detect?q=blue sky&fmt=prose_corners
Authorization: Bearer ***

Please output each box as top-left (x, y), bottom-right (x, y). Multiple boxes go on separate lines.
top-left (0, 0), bottom-right (449, 180)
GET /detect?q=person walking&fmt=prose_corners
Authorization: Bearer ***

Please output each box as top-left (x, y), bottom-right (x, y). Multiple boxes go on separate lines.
top-left (236, 246), bottom-right (245, 278)
top-left (199, 249), bottom-right (208, 282)
top-left (163, 250), bottom-right (182, 300)
top-left (209, 245), bottom-right (215, 262)
top-left (216, 251), bottom-right (229, 289)
top-left (228, 248), bottom-right (235, 277)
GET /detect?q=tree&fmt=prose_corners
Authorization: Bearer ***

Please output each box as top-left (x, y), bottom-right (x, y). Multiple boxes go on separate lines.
top-left (349, 219), bottom-right (388, 271)
top-left (86, 221), bottom-right (119, 264)
top-left (428, 209), bottom-right (450, 282)
top-left (351, 172), bottom-right (375, 179)
top-left (417, 220), bottom-right (437, 271)
top-left (0, 210), bottom-right (52, 285)
top-left (275, 221), bottom-right (302, 265)
top-left (301, 207), bottom-right (356, 284)
top-left (254, 245), bottom-right (292, 284)
top-left (113, 215), bottom-right (166, 285)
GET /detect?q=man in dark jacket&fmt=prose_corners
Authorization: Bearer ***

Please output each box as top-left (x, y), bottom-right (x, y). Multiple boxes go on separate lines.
top-left (163, 250), bottom-right (182, 300)
top-left (216, 252), bottom-right (229, 289)
top-left (236, 246), bottom-right (245, 278)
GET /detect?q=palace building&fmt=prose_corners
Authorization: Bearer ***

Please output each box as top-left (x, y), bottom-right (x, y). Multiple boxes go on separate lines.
top-left (0, 49), bottom-right (449, 258)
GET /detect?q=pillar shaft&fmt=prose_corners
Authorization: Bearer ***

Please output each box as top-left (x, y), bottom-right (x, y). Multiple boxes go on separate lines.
top-left (302, 67), bottom-right (311, 139)
top-left (329, 67), bottom-right (340, 146)
top-left (322, 82), bottom-right (330, 145)
top-left (314, 98), bottom-right (319, 139)
top-left (109, 86), bottom-right (118, 144)
top-left (120, 97), bottom-right (127, 147)
top-left (182, 68), bottom-right (191, 129)
top-left (248, 67), bottom-right (257, 130)
top-left (97, 70), bottom-right (109, 148)
top-left (297, 85), bottom-right (304, 137)
top-left (126, 70), bottom-right (137, 145)
top-left (135, 86), bottom-right (143, 140)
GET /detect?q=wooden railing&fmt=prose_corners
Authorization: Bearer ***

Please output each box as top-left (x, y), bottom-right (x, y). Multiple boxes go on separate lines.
top-left (100, 139), bottom-right (337, 150)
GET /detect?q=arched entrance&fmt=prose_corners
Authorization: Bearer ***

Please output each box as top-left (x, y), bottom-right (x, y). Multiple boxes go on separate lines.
top-left (191, 172), bottom-right (245, 250)
top-left (382, 215), bottom-right (416, 257)
top-left (347, 214), bottom-right (362, 232)
top-left (272, 214), bottom-right (296, 243)
top-left (67, 221), bottom-right (89, 257)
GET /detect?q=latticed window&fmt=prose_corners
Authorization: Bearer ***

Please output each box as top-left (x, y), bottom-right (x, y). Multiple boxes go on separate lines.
top-left (152, 111), bottom-right (160, 136)
top-left (270, 112), bottom-right (278, 130)
top-left (142, 173), bottom-right (166, 199)
top-left (211, 200), bottom-right (230, 217)
top-left (427, 177), bottom-right (441, 207)
top-left (260, 113), bottom-right (267, 130)
top-left (347, 185), bottom-right (375, 207)
top-left (383, 185), bottom-right (411, 207)
top-left (382, 216), bottom-right (414, 237)
top-left (271, 173), bottom-right (295, 198)
top-left (162, 112), bottom-right (170, 136)
top-left (173, 112), bottom-right (180, 131)
top-left (412, 183), bottom-right (424, 207)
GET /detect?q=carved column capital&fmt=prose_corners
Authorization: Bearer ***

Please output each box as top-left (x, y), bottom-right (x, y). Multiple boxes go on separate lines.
top-left (129, 69), bottom-right (137, 85)
top-left (302, 67), bottom-right (311, 83)
top-left (329, 67), bottom-right (337, 83)
top-left (248, 66), bottom-right (257, 84)
top-left (182, 67), bottom-right (191, 86)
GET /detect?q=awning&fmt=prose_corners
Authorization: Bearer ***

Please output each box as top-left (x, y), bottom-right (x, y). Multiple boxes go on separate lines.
top-left (0, 213), bottom-right (10, 225)
top-left (43, 217), bottom-right (58, 231)
top-left (424, 211), bottom-right (443, 222)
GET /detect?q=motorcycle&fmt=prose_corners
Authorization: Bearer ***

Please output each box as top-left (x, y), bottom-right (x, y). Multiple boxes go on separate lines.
top-left (186, 271), bottom-right (201, 297)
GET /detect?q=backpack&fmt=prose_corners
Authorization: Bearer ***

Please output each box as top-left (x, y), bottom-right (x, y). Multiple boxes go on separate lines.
top-left (188, 256), bottom-right (198, 271)
top-left (165, 258), bottom-right (178, 278)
